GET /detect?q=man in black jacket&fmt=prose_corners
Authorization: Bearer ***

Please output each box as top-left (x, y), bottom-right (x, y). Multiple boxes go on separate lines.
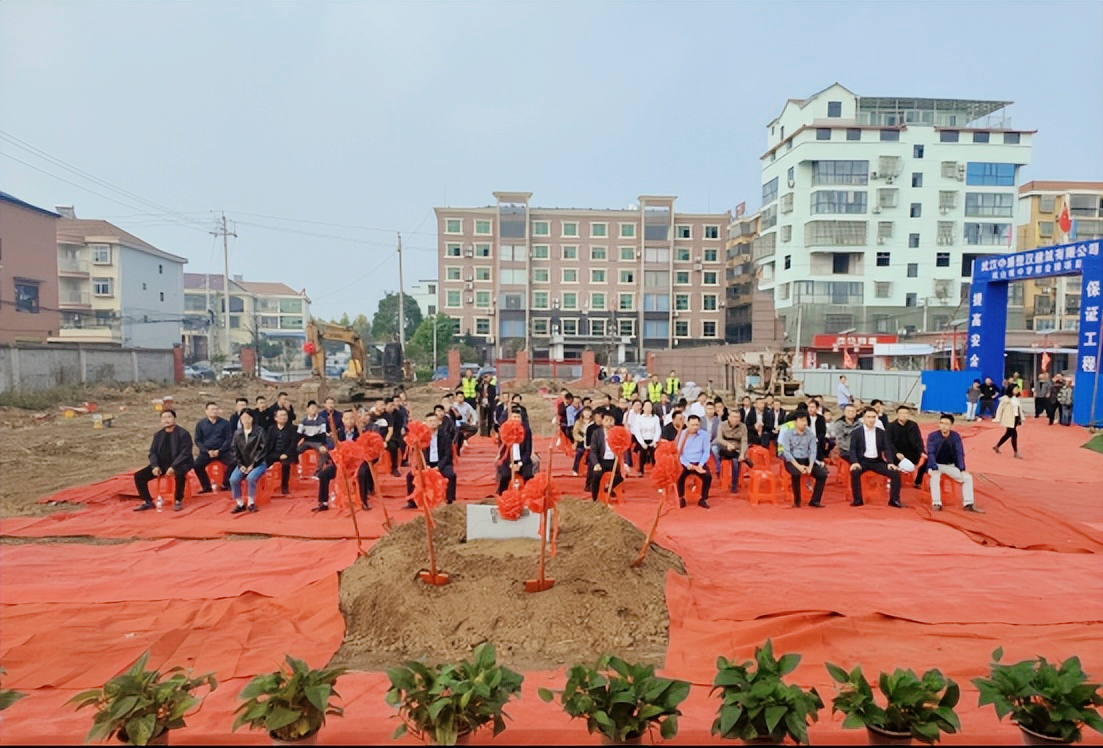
top-left (266, 391), bottom-right (297, 426)
top-left (848, 408), bottom-right (903, 508)
top-left (978, 377), bottom-right (1000, 420)
top-left (229, 409), bottom-right (269, 513)
top-left (495, 408), bottom-right (534, 494)
top-left (194, 401), bottom-right (233, 493)
top-left (478, 374), bottom-right (497, 438)
top-left (406, 412), bottom-right (459, 507)
top-left (588, 412), bottom-right (624, 501)
top-left (266, 407), bottom-right (298, 495)
top-left (134, 409), bottom-right (194, 512)
top-left (886, 404), bottom-right (926, 488)
top-left (746, 399), bottom-right (775, 447)
top-left (805, 399), bottom-right (828, 459)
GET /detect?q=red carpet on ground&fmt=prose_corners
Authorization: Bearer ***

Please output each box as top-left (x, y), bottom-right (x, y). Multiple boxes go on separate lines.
top-left (1, 417), bottom-right (1101, 745)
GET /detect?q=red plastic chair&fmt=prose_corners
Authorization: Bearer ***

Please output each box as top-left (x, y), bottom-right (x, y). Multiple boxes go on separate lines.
top-left (844, 470), bottom-right (889, 503)
top-left (682, 474), bottom-right (704, 502)
top-left (747, 445), bottom-right (775, 472)
top-left (298, 449), bottom-right (320, 480)
top-left (748, 469), bottom-right (781, 506)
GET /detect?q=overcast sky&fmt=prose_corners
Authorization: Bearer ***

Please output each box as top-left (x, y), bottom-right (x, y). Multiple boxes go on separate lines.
top-left (2, 1), bottom-right (1101, 321)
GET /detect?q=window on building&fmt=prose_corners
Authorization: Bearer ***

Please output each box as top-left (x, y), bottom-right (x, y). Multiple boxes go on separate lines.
top-left (473, 267), bottom-right (490, 281)
top-left (780, 225), bottom-right (793, 242)
top-left (704, 248), bottom-right (718, 262)
top-left (591, 269), bottom-right (606, 283)
top-left (913, 145), bottom-right (925, 159)
top-left (1038, 221), bottom-right (1054, 237)
top-left (1039, 195), bottom-right (1057, 213)
top-left (562, 292), bottom-right (578, 310)
top-left (532, 291), bottom-right (549, 309)
top-left (91, 245), bottom-right (111, 264)
top-left (533, 268), bottom-right (549, 282)
top-left (562, 268), bottom-right (578, 283)
top-left (619, 269), bottom-right (635, 284)
top-left (804, 220), bottom-right (868, 246)
top-left (675, 294), bottom-right (690, 311)
top-left (446, 290), bottom-right (461, 307)
top-left (702, 294), bottom-right (718, 311)
top-left (784, 255), bottom-right (791, 269)
top-left (703, 321), bottom-right (717, 338)
top-left (911, 172), bottom-right (923, 188)
top-left (816, 128), bottom-right (831, 140)
top-left (532, 245), bottom-right (549, 259)
top-left (878, 221), bottom-right (894, 239)
top-left (703, 271), bottom-right (718, 284)
top-left (499, 268), bottom-right (526, 284)
top-left (832, 253), bottom-right (851, 274)
top-left (875, 282), bottom-right (892, 298)
top-left (93, 277), bottom-right (113, 296)
top-left (880, 129), bottom-right (900, 141)
top-left (475, 291), bottom-right (490, 307)
top-left (500, 318), bottom-right (525, 337)
top-left (877, 188), bottom-right (899, 208)
top-left (908, 233), bottom-right (920, 248)
top-left (965, 162), bottom-right (1015, 186)
top-left (846, 128), bottom-right (861, 141)
top-left (475, 318), bottom-right (490, 335)
top-left (1069, 194), bottom-right (1102, 216)
top-left (618, 293), bottom-right (634, 311)
top-left (644, 247), bottom-right (669, 263)
top-left (964, 222), bottom-right (1012, 245)
top-left (827, 101), bottom-right (842, 117)
top-left (674, 320), bottom-right (689, 338)
top-left (561, 319), bottom-right (578, 336)
top-left (591, 223), bottom-right (607, 237)
top-left (811, 160), bottom-right (869, 185)
top-left (14, 280), bottom-right (40, 312)
top-left (562, 245), bottom-right (578, 260)
top-left (445, 219), bottom-right (462, 233)
top-left (940, 130), bottom-right (960, 143)
top-left (910, 203), bottom-right (922, 218)
top-left (643, 293), bottom-right (669, 312)
top-left (761, 178), bottom-right (779, 205)
top-left (811, 190), bottom-right (868, 214)
top-left (475, 243), bottom-right (492, 257)
top-left (591, 318), bottom-right (607, 336)
top-left (644, 270), bottom-right (668, 287)
top-left (502, 293), bottom-right (524, 310)
top-left (591, 292), bottom-right (606, 310)
top-left (591, 246), bottom-right (607, 260)
top-left (642, 319), bottom-right (666, 339)
top-left (620, 223), bottom-right (635, 238)
top-left (475, 219), bottom-right (491, 234)
top-left (532, 221), bottom-right (549, 236)
top-left (445, 243), bottom-right (461, 257)
top-left (675, 271), bottom-right (690, 284)
top-left (824, 314), bottom-right (855, 333)
top-left (446, 267), bottom-right (461, 280)
top-left (876, 252), bottom-right (891, 267)
top-left (620, 246), bottom-right (635, 261)
top-left (562, 221), bottom-right (578, 237)
top-left (939, 191), bottom-right (958, 211)
top-left (965, 192), bottom-right (1015, 217)
top-left (676, 247), bottom-right (691, 262)
top-left (906, 292), bottom-right (918, 307)
top-left (531, 318), bottom-right (548, 335)
top-left (1003, 132), bottom-right (1020, 144)
top-left (936, 252), bottom-right (951, 267)
top-left (786, 166), bottom-right (796, 186)
top-left (907, 263), bottom-right (918, 278)
top-left (704, 225), bottom-right (719, 239)
top-left (973, 131), bottom-right (990, 143)
top-left (937, 221), bottom-right (955, 245)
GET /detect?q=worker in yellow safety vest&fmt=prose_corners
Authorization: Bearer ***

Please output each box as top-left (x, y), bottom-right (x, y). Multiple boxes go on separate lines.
top-left (665, 370), bottom-right (681, 397)
top-left (646, 375), bottom-right (664, 403)
top-left (460, 369), bottom-right (478, 400)
top-left (621, 377), bottom-right (637, 400)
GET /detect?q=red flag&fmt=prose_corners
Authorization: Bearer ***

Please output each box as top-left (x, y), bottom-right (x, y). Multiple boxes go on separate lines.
top-left (1057, 196), bottom-right (1072, 235)
top-left (842, 348), bottom-right (856, 370)
top-left (1041, 351), bottom-right (1051, 372)
top-left (950, 346), bottom-right (959, 371)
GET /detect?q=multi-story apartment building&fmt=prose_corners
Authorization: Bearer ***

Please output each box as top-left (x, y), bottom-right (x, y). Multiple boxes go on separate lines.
top-left (724, 208), bottom-right (782, 344)
top-left (409, 279), bottom-right (438, 319)
top-left (0, 192), bottom-right (60, 345)
top-left (435, 193), bottom-right (729, 363)
top-left (182, 273), bottom-right (310, 361)
top-left (53, 208), bottom-right (186, 348)
top-left (755, 83), bottom-right (1033, 347)
top-left (1015, 181), bottom-right (1103, 333)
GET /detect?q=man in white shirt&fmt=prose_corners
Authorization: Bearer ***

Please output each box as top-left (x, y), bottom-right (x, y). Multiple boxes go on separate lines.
top-left (495, 408), bottom-right (533, 494)
top-left (847, 408), bottom-right (903, 508)
top-left (452, 391), bottom-right (479, 456)
top-left (404, 412), bottom-right (457, 507)
top-left (686, 392), bottom-right (709, 421)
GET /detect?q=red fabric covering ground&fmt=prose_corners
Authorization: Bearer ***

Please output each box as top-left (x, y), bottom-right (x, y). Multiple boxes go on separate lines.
top-left (1, 418), bottom-right (1101, 745)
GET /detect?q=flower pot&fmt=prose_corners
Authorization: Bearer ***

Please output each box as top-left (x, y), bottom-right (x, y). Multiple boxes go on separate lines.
top-left (741, 737), bottom-right (775, 745)
top-left (270, 729), bottom-right (319, 746)
top-left (428, 732), bottom-right (472, 745)
top-left (866, 724), bottom-right (913, 745)
top-left (118, 729), bottom-right (169, 745)
top-left (601, 734), bottom-right (643, 745)
top-left (1018, 724), bottom-right (1073, 745)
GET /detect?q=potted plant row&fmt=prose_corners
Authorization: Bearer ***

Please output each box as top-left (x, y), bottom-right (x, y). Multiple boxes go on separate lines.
top-left (825, 662), bottom-right (960, 744)
top-left (232, 655), bottom-right (346, 745)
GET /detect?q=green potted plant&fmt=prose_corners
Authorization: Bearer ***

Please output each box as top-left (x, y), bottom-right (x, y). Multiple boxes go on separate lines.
top-left (972, 647), bottom-right (1103, 745)
top-left (1, 667), bottom-right (25, 712)
top-left (66, 651), bottom-right (217, 745)
top-left (538, 654), bottom-right (690, 745)
top-left (711, 639), bottom-right (823, 745)
top-left (824, 662), bottom-right (960, 744)
top-left (232, 655), bottom-right (346, 745)
top-left (386, 642), bottom-right (523, 745)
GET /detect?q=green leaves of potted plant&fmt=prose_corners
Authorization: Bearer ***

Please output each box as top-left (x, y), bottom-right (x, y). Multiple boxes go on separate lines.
top-left (66, 651), bottom-right (217, 746)
top-left (385, 642), bottom-right (523, 745)
top-left (232, 655), bottom-right (346, 745)
top-left (824, 662), bottom-right (960, 745)
top-left (711, 639), bottom-right (823, 745)
top-left (538, 653), bottom-right (689, 745)
top-left (972, 647), bottom-right (1103, 745)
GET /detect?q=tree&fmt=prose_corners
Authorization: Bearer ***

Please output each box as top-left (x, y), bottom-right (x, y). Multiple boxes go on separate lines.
top-left (406, 314), bottom-right (459, 368)
top-left (372, 292), bottom-right (422, 343)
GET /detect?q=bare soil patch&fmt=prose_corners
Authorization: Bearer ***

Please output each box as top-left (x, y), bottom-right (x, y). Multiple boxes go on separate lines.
top-left (331, 498), bottom-right (684, 672)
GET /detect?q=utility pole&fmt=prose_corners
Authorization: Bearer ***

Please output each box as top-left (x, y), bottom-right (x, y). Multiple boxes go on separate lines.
top-left (210, 213), bottom-right (236, 358)
top-left (397, 232), bottom-right (405, 358)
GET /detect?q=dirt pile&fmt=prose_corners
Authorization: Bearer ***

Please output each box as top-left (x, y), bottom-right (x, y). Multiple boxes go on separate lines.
top-left (331, 498), bottom-right (684, 671)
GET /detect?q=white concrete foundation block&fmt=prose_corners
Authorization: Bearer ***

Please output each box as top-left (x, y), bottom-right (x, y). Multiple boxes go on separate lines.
top-left (466, 504), bottom-right (550, 541)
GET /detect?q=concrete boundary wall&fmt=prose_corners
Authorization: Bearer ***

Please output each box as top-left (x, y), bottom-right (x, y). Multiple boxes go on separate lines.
top-left (795, 368), bottom-right (924, 409)
top-left (0, 345), bottom-right (174, 393)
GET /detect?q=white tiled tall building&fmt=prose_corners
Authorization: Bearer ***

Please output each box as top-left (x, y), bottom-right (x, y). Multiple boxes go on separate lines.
top-left (435, 193), bottom-right (730, 363)
top-left (755, 83), bottom-right (1033, 344)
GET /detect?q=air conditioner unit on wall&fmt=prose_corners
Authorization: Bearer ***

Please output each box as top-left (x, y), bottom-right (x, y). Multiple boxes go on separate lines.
top-left (464, 282), bottom-right (473, 290)
top-left (872, 206), bottom-right (882, 214)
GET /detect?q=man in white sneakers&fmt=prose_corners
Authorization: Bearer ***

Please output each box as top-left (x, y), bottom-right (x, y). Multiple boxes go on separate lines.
top-left (925, 413), bottom-right (984, 513)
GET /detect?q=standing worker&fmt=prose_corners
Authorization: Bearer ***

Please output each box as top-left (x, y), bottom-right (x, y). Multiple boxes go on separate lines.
top-left (665, 369), bottom-right (681, 399)
top-left (646, 374), bottom-right (664, 404)
top-left (459, 368), bottom-right (478, 402)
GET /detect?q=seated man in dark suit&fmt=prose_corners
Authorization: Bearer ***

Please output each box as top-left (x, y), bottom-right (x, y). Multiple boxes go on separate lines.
top-left (406, 411), bottom-right (458, 507)
top-left (134, 409), bottom-right (194, 512)
top-left (848, 407), bottom-right (903, 508)
top-left (588, 411), bottom-right (625, 501)
top-left (495, 407), bottom-right (534, 494)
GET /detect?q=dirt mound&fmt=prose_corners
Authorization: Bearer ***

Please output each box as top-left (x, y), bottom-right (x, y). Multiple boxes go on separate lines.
top-left (331, 499), bottom-right (684, 671)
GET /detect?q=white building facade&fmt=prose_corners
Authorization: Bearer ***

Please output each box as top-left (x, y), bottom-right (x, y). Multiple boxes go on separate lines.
top-left (755, 84), bottom-right (1033, 345)
top-left (409, 279), bottom-right (438, 319)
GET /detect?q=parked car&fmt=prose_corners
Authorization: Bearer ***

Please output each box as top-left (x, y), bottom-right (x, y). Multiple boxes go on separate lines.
top-left (477, 366), bottom-right (497, 380)
top-left (185, 363), bottom-right (216, 380)
top-left (259, 367), bottom-right (284, 383)
top-left (218, 365), bottom-right (243, 380)
top-left (432, 366), bottom-right (450, 381)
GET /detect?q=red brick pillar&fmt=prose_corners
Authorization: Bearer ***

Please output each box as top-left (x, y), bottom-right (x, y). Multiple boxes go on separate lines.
top-left (172, 344), bottom-right (185, 383)
top-left (515, 349), bottom-right (530, 384)
top-left (581, 349), bottom-right (596, 389)
top-left (646, 351), bottom-right (656, 375)
top-left (447, 348), bottom-right (461, 385)
top-left (240, 346), bottom-right (257, 378)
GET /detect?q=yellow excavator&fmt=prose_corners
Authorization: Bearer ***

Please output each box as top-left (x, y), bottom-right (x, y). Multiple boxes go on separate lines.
top-left (303, 320), bottom-right (400, 402)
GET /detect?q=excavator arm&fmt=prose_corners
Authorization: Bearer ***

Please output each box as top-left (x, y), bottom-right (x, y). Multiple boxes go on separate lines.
top-left (306, 320), bottom-right (367, 380)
